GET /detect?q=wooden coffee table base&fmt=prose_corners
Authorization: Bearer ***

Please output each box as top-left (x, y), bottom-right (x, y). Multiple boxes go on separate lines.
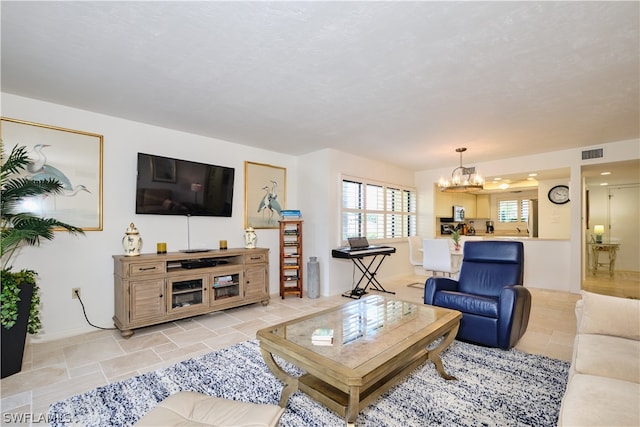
top-left (260, 321), bottom-right (459, 425)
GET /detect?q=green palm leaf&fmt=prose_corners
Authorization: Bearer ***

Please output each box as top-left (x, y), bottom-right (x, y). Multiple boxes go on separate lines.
top-left (1, 142), bottom-right (85, 333)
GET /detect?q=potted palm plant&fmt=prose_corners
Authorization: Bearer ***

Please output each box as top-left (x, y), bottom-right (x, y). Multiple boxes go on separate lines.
top-left (451, 230), bottom-right (461, 251)
top-left (1, 143), bottom-right (84, 378)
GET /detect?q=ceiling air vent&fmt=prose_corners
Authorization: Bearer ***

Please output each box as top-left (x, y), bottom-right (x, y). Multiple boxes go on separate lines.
top-left (582, 148), bottom-right (603, 160)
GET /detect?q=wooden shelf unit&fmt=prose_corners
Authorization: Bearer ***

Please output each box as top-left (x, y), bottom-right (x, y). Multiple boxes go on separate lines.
top-left (113, 248), bottom-right (269, 337)
top-left (279, 220), bottom-right (303, 298)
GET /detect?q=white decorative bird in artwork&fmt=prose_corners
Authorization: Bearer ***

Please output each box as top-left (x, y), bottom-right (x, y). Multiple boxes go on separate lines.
top-left (28, 144), bottom-right (90, 196)
top-left (60, 184), bottom-right (90, 197)
top-left (27, 144), bottom-right (50, 173)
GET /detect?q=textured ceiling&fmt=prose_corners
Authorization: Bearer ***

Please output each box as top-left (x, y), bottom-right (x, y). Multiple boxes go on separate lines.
top-left (1, 1), bottom-right (639, 171)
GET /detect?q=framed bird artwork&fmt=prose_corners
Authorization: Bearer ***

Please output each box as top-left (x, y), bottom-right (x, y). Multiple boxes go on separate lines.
top-left (244, 161), bottom-right (286, 229)
top-left (0, 117), bottom-right (103, 231)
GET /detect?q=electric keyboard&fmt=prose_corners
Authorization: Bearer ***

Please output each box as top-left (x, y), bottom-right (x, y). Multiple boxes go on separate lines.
top-left (331, 244), bottom-right (396, 298)
top-left (331, 245), bottom-right (396, 259)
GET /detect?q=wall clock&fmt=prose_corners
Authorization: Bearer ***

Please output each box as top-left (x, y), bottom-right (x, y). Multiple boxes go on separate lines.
top-left (548, 185), bottom-right (570, 204)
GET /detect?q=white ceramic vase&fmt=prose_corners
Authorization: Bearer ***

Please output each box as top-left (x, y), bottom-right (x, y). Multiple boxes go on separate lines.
top-left (244, 226), bottom-right (257, 249)
top-left (122, 222), bottom-right (142, 256)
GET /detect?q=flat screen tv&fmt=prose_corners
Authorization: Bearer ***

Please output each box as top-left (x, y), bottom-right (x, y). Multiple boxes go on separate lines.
top-left (136, 153), bottom-right (234, 217)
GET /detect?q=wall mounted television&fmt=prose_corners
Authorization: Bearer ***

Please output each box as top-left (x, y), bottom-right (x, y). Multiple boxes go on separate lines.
top-left (136, 153), bottom-right (235, 217)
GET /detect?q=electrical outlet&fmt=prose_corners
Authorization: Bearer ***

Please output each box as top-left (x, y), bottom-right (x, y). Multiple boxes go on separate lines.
top-left (72, 288), bottom-right (81, 299)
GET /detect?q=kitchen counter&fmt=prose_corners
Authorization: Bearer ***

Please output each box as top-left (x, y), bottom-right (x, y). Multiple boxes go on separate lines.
top-left (486, 235), bottom-right (568, 241)
top-left (436, 236), bottom-right (571, 292)
top-left (439, 233), bottom-right (568, 242)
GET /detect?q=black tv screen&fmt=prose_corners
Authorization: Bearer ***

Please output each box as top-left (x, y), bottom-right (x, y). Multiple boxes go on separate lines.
top-left (136, 153), bottom-right (234, 217)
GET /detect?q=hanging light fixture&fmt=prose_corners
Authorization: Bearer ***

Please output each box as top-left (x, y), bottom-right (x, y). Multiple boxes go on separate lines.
top-left (438, 147), bottom-right (484, 192)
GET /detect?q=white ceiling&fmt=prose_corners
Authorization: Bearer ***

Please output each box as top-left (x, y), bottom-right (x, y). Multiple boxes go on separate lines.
top-left (1, 1), bottom-right (639, 171)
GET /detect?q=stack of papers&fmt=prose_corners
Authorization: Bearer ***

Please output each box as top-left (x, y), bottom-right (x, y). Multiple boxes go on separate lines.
top-left (311, 328), bottom-right (334, 346)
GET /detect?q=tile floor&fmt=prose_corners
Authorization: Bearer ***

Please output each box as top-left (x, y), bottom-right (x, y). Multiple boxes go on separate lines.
top-left (0, 277), bottom-right (581, 424)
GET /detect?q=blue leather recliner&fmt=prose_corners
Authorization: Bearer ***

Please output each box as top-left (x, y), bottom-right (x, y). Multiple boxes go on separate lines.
top-left (424, 240), bottom-right (531, 350)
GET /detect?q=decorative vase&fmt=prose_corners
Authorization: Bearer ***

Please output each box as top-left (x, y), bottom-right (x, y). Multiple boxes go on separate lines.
top-left (307, 256), bottom-right (320, 299)
top-left (244, 226), bottom-right (257, 249)
top-left (122, 223), bottom-right (142, 256)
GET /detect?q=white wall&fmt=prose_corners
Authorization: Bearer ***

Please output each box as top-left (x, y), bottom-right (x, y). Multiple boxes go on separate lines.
top-left (3, 94), bottom-right (416, 339)
top-left (521, 239), bottom-right (572, 291)
top-left (299, 149), bottom-right (416, 296)
top-left (416, 139), bottom-right (640, 294)
top-left (297, 149), bottom-right (331, 296)
top-left (2, 93), bottom-right (300, 341)
top-left (537, 179), bottom-right (571, 239)
top-left (3, 92), bottom-right (639, 340)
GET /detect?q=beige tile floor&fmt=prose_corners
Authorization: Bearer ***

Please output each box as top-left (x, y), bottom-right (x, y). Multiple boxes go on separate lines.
top-left (0, 277), bottom-right (581, 424)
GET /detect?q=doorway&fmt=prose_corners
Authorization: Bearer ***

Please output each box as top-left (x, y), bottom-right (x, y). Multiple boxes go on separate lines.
top-left (582, 160), bottom-right (640, 299)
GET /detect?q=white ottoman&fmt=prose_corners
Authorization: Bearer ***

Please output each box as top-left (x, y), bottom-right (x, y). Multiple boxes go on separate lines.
top-left (135, 391), bottom-right (285, 427)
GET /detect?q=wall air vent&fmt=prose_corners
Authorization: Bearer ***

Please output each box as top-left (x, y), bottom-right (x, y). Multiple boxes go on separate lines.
top-left (582, 148), bottom-right (603, 160)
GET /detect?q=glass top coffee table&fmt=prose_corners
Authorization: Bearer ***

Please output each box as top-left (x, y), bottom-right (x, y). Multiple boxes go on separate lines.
top-left (256, 295), bottom-right (461, 424)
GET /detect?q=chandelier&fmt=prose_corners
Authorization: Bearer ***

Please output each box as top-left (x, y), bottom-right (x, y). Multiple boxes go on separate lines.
top-left (438, 147), bottom-right (484, 192)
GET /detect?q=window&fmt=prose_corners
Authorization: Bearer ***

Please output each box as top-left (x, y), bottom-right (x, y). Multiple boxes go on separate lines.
top-left (341, 176), bottom-right (417, 242)
top-left (498, 198), bottom-right (530, 223)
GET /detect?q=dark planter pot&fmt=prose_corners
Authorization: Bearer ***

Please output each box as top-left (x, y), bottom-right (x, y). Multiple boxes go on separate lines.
top-left (1, 282), bottom-right (34, 378)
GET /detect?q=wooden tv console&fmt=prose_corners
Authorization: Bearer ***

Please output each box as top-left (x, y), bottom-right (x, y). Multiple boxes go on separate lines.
top-left (113, 248), bottom-right (269, 337)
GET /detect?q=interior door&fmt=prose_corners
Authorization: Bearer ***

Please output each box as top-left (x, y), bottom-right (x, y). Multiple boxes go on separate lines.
top-left (609, 185), bottom-right (640, 271)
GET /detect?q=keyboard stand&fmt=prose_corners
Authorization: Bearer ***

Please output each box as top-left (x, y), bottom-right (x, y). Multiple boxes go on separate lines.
top-left (342, 253), bottom-right (396, 299)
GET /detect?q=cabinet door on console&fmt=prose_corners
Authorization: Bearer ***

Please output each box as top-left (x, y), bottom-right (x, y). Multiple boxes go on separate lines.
top-left (210, 268), bottom-right (244, 305)
top-left (130, 279), bottom-right (166, 323)
top-left (245, 265), bottom-right (267, 299)
top-left (167, 275), bottom-right (209, 315)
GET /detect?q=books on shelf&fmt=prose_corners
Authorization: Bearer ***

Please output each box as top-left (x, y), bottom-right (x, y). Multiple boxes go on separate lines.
top-left (311, 328), bottom-right (334, 346)
top-left (280, 209), bottom-right (302, 219)
top-left (214, 275), bottom-right (234, 287)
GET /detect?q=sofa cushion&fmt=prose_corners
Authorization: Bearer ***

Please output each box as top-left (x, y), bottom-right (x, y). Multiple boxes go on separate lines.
top-left (558, 374), bottom-right (640, 426)
top-left (579, 291), bottom-right (640, 340)
top-left (135, 392), bottom-right (285, 427)
top-left (574, 334), bottom-right (640, 384)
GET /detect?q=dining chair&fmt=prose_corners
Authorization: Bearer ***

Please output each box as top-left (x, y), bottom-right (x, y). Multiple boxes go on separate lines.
top-left (407, 236), bottom-right (428, 288)
top-left (422, 238), bottom-right (459, 277)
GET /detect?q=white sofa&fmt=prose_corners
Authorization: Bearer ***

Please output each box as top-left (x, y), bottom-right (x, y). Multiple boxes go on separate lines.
top-left (558, 291), bottom-right (640, 426)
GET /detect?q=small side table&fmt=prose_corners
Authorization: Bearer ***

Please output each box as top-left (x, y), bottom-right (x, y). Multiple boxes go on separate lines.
top-left (589, 242), bottom-right (620, 277)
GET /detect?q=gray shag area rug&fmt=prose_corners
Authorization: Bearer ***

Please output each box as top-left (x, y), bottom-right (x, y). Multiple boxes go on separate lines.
top-left (49, 339), bottom-right (569, 426)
